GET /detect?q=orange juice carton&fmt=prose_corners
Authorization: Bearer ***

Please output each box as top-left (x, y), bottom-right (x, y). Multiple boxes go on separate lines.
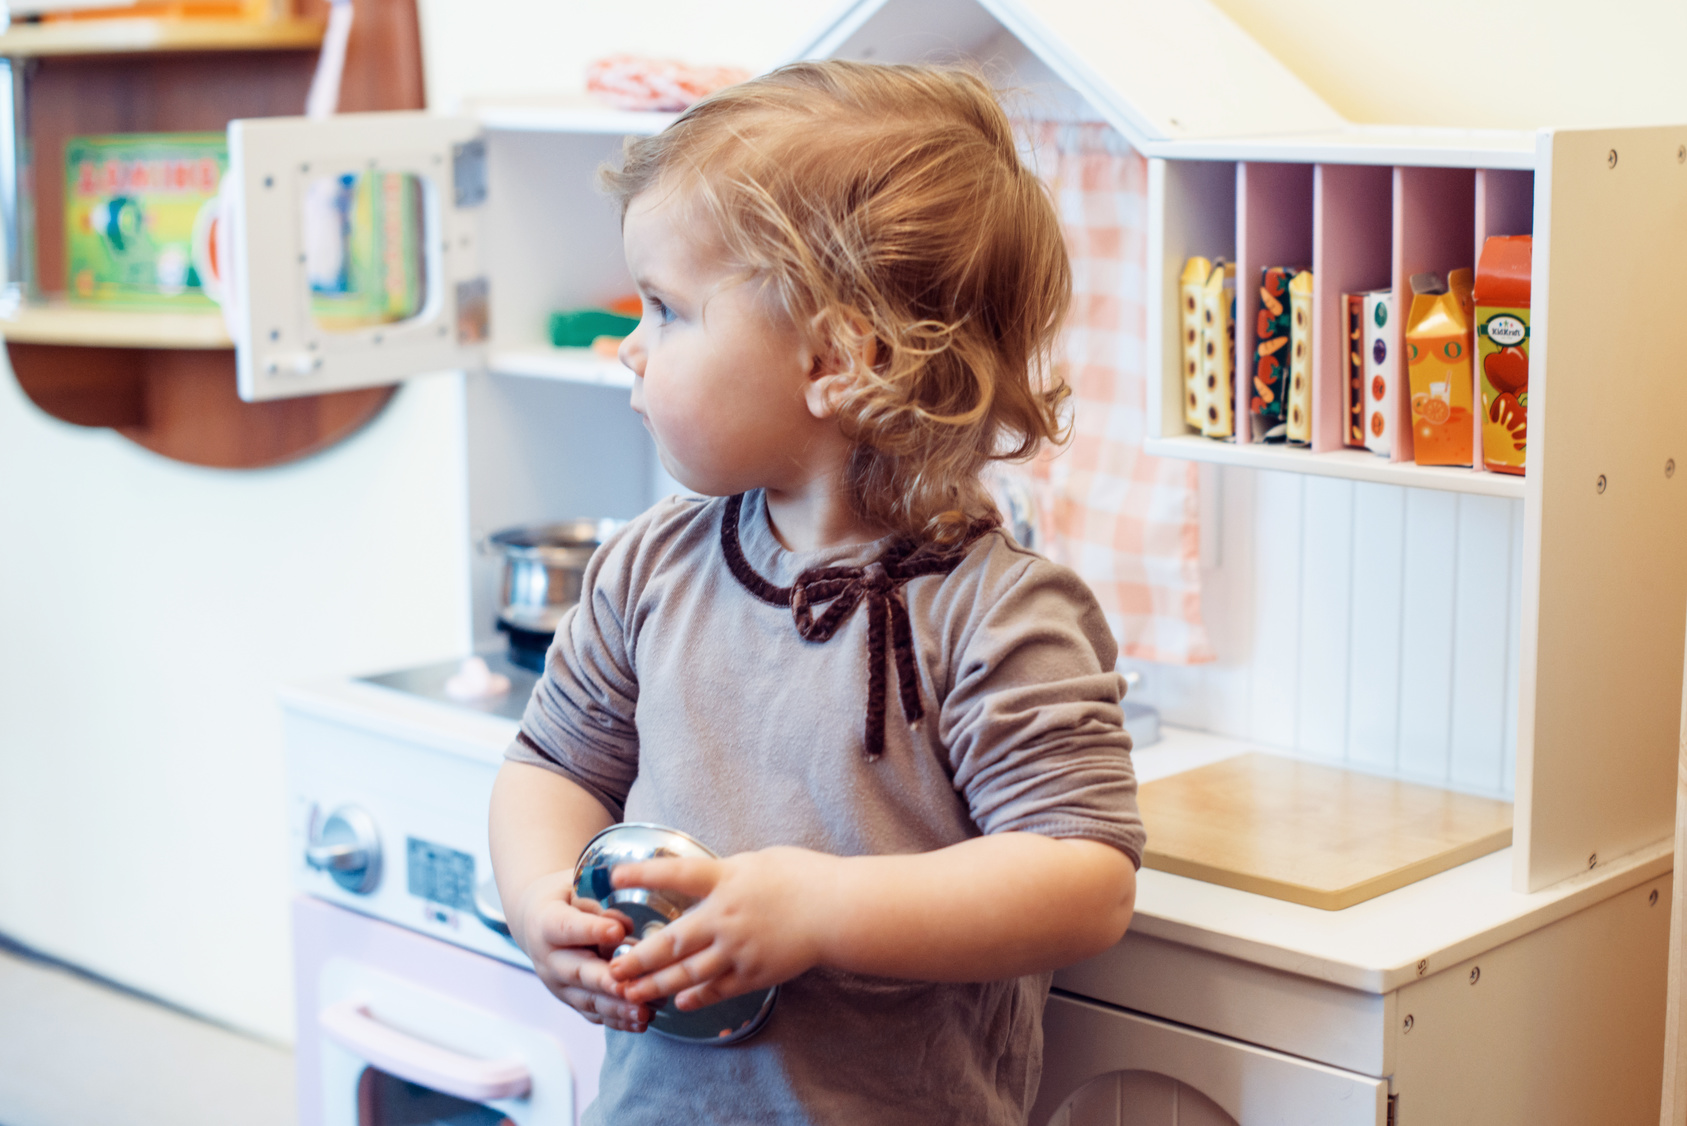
top-left (1343, 293), bottom-right (1365, 447)
top-left (1199, 260), bottom-right (1236, 439)
top-left (1180, 257), bottom-right (1212, 429)
top-left (1405, 269), bottom-right (1475, 467)
top-left (1360, 289), bottom-right (1395, 456)
top-left (1286, 270), bottom-right (1314, 446)
top-left (1474, 235), bottom-right (1531, 475)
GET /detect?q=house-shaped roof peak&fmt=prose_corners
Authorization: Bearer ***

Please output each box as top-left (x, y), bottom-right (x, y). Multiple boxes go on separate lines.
top-left (793, 0), bottom-right (1347, 149)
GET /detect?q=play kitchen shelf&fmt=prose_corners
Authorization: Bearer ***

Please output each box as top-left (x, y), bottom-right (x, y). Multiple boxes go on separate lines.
top-left (0, 0), bottom-right (422, 468)
top-left (1146, 150), bottom-right (1535, 497)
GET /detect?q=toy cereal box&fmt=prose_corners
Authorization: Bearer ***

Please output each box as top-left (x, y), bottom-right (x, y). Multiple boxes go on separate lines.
top-left (1344, 293), bottom-right (1366, 447)
top-left (65, 132), bottom-right (226, 308)
top-left (1180, 257), bottom-right (1212, 430)
top-left (1360, 289), bottom-right (1395, 456)
top-left (1474, 235), bottom-right (1531, 475)
top-left (1405, 269), bottom-right (1475, 467)
top-left (1200, 261), bottom-right (1236, 439)
top-left (1286, 270), bottom-right (1314, 446)
top-left (1252, 266), bottom-right (1297, 442)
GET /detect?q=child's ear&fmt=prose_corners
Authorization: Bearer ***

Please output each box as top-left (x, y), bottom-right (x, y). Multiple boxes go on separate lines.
top-left (803, 309), bottom-right (874, 420)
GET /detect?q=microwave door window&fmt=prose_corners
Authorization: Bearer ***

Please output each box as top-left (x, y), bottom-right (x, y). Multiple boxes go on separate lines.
top-left (357, 1066), bottom-right (513, 1126)
top-left (304, 171), bottom-right (429, 334)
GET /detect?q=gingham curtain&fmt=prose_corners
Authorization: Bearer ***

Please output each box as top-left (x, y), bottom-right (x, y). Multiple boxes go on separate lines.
top-left (1015, 121), bottom-right (1213, 665)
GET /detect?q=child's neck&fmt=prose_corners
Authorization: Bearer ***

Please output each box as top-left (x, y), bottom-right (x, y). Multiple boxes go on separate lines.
top-left (762, 479), bottom-right (886, 553)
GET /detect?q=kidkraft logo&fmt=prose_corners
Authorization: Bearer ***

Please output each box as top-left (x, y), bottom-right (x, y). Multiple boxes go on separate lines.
top-left (1482, 314), bottom-right (1528, 347)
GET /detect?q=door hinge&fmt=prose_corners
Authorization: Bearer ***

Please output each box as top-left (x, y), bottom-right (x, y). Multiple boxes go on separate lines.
top-left (453, 137), bottom-right (487, 208)
top-left (1387, 1092), bottom-right (1398, 1125)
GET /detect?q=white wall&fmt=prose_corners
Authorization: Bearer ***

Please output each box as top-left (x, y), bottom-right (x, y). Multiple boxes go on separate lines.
top-left (0, 372), bottom-right (472, 1042)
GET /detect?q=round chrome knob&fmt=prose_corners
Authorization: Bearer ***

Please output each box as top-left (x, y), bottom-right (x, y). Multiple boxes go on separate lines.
top-left (306, 805), bottom-right (381, 895)
top-left (474, 877), bottom-right (518, 946)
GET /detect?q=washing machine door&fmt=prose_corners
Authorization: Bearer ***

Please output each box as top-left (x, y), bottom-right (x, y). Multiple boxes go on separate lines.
top-left (1035, 993), bottom-right (1388, 1126)
top-left (318, 959), bottom-right (576, 1126)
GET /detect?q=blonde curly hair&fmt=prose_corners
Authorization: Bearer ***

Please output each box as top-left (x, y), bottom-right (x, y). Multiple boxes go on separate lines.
top-left (601, 60), bottom-right (1072, 543)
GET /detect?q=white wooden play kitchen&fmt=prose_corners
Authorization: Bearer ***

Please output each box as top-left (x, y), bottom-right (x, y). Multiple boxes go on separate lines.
top-left (234, 0), bottom-right (1687, 1122)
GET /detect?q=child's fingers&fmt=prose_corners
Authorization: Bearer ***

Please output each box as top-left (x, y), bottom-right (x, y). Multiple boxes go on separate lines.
top-left (556, 985), bottom-right (650, 1031)
top-left (605, 911), bottom-right (707, 979)
top-left (611, 857), bottom-right (723, 898)
top-left (618, 946), bottom-right (733, 1005)
top-left (536, 902), bottom-right (626, 949)
top-left (673, 972), bottom-right (746, 1012)
top-left (545, 946), bottom-right (625, 998)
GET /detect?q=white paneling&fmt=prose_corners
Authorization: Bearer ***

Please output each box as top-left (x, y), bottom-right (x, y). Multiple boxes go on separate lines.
top-left (1344, 482), bottom-right (1406, 772)
top-left (1448, 494), bottom-right (1516, 795)
top-left (1294, 477), bottom-right (1354, 762)
top-left (1140, 466), bottom-right (1523, 799)
top-left (1395, 489), bottom-right (1459, 783)
top-left (1247, 471), bottom-right (1305, 745)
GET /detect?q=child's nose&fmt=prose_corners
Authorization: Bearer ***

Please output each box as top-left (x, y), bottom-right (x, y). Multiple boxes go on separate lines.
top-left (618, 325), bottom-right (646, 377)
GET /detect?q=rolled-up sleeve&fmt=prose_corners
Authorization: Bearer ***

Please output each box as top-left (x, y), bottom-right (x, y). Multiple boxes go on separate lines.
top-left (505, 517), bottom-right (646, 820)
top-left (937, 558), bottom-right (1145, 867)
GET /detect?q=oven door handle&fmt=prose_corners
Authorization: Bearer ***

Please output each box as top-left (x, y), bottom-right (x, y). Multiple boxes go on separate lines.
top-left (319, 996), bottom-right (533, 1102)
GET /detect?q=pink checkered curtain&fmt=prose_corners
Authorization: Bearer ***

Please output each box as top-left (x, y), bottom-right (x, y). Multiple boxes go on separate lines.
top-left (1009, 121), bottom-right (1214, 664)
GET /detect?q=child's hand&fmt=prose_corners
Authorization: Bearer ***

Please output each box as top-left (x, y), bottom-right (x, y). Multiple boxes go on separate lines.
top-left (605, 846), bottom-right (833, 1011)
top-left (511, 870), bottom-right (656, 1033)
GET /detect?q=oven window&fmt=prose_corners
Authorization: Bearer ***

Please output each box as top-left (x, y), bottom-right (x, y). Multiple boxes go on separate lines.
top-left (357, 1066), bottom-right (514, 1126)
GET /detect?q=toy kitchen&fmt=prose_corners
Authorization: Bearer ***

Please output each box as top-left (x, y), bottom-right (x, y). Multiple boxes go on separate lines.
top-left (12, 0), bottom-right (1682, 1122)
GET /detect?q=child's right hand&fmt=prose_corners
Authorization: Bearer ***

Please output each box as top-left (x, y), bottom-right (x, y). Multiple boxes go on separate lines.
top-left (510, 870), bottom-right (655, 1033)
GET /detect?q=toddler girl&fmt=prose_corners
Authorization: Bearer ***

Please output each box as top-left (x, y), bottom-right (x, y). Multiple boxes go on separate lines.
top-left (490, 59), bottom-right (1145, 1126)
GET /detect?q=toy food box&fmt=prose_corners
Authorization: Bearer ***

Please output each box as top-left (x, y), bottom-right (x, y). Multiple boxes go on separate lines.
top-left (1360, 289), bottom-right (1395, 456)
top-left (1474, 235), bottom-right (1531, 476)
top-left (1251, 266), bottom-right (1298, 442)
top-left (1180, 256), bottom-right (1212, 429)
top-left (1286, 270), bottom-right (1314, 446)
top-left (1405, 269), bottom-right (1475, 467)
top-left (65, 132), bottom-right (225, 308)
top-left (1200, 261), bottom-right (1236, 439)
top-left (1344, 293), bottom-right (1366, 447)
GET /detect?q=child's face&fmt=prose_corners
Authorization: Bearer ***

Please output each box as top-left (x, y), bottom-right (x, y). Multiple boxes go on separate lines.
top-left (618, 189), bottom-right (830, 498)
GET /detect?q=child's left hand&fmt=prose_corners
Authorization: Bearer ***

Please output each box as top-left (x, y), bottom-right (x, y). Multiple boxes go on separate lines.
top-left (605, 846), bottom-right (834, 1011)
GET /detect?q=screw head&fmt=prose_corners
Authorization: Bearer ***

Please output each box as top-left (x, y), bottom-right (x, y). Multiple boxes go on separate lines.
top-left (1416, 959), bottom-right (1428, 977)
top-left (1668, 459), bottom-right (1676, 478)
top-left (1651, 889), bottom-right (1661, 906)
top-left (1588, 853), bottom-right (1599, 869)
top-left (1596, 475), bottom-right (1608, 494)
top-left (1608, 149), bottom-right (1619, 168)
top-left (1403, 1014), bottom-right (1415, 1033)
top-left (1678, 144), bottom-right (1685, 163)
top-left (263, 175), bottom-right (274, 189)
top-left (1469, 966), bottom-right (1481, 985)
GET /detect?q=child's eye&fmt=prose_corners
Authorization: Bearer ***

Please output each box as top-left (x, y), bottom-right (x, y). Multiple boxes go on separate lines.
top-left (646, 297), bottom-right (675, 325)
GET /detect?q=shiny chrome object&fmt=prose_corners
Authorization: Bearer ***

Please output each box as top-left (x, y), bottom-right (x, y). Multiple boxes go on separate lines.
top-left (474, 876), bottom-right (517, 944)
top-left (573, 823), bottom-right (778, 1045)
top-left (484, 519), bottom-right (624, 636)
top-left (306, 805), bottom-right (382, 895)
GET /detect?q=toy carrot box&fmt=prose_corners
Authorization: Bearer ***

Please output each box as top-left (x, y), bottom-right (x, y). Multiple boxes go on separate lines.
top-left (1405, 268), bottom-right (1475, 467)
top-left (1474, 235), bottom-right (1531, 475)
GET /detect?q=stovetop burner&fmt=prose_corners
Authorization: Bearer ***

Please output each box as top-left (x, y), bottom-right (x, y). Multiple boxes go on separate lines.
top-left (359, 651), bottom-right (540, 723)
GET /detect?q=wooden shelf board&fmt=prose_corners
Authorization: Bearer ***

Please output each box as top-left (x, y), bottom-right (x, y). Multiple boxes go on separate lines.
top-left (489, 347), bottom-right (632, 389)
top-left (1146, 125), bottom-right (1538, 170)
top-left (1143, 434), bottom-right (1526, 498)
top-left (474, 101), bottom-right (678, 138)
top-left (1, 302), bottom-right (232, 348)
top-left (0, 17), bottom-right (325, 57)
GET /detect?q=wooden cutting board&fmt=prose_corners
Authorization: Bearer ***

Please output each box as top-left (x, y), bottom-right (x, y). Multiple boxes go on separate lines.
top-left (1138, 752), bottom-right (1514, 910)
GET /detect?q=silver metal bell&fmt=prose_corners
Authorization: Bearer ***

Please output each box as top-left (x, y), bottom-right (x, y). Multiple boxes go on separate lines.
top-left (572, 823), bottom-right (778, 1045)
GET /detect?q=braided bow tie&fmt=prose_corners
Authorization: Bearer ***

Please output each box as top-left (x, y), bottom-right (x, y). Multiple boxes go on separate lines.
top-left (720, 493), bottom-right (983, 760)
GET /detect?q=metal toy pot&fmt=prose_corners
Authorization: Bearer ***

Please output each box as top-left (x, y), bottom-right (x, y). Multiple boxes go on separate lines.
top-left (573, 823), bottom-right (778, 1045)
top-left (484, 519), bottom-right (624, 671)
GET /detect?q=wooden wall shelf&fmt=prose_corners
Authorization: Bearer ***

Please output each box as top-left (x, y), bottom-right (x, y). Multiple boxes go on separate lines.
top-left (4, 0), bottom-right (426, 469)
top-left (2, 302), bottom-right (232, 348)
top-left (0, 16), bottom-right (326, 58)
